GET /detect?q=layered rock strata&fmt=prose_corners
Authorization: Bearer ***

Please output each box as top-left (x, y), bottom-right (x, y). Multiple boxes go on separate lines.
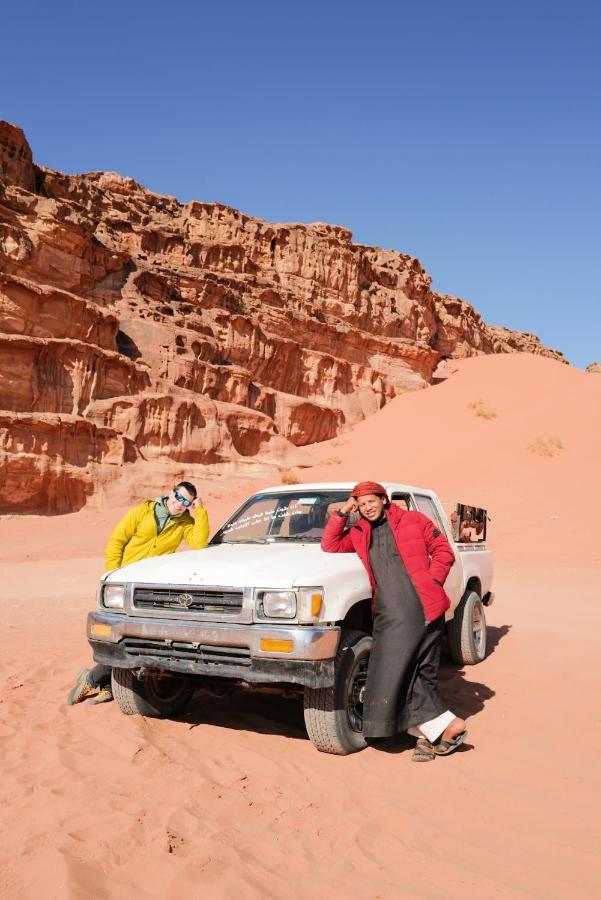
top-left (0, 120), bottom-right (566, 512)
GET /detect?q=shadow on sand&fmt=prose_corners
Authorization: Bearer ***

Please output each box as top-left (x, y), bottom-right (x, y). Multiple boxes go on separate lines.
top-left (371, 623), bottom-right (511, 755)
top-left (182, 688), bottom-right (308, 740)
top-left (178, 624), bottom-right (511, 748)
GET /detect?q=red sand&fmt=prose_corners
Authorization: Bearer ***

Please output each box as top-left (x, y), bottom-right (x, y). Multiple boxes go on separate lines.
top-left (1, 354), bottom-right (600, 899)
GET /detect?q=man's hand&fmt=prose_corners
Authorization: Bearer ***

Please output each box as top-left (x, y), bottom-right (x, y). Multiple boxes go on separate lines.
top-left (339, 496), bottom-right (358, 516)
top-left (191, 496), bottom-right (204, 513)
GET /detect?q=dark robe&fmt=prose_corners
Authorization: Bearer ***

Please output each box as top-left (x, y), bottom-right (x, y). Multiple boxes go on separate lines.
top-left (362, 516), bottom-right (448, 738)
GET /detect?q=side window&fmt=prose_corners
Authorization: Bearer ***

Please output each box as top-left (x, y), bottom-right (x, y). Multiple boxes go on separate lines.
top-left (390, 492), bottom-right (412, 511)
top-left (326, 500), bottom-right (360, 526)
top-left (414, 494), bottom-right (445, 533)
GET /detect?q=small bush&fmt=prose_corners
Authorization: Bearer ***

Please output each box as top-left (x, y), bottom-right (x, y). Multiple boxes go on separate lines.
top-left (468, 400), bottom-right (498, 420)
top-left (279, 468), bottom-right (300, 484)
top-left (528, 436), bottom-right (564, 458)
top-left (321, 456), bottom-right (342, 466)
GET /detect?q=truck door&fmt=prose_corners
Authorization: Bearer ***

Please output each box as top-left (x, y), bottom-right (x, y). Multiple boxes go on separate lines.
top-left (413, 493), bottom-right (462, 606)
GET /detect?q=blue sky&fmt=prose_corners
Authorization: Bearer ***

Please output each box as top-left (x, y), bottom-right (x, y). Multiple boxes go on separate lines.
top-left (2, 0), bottom-right (599, 367)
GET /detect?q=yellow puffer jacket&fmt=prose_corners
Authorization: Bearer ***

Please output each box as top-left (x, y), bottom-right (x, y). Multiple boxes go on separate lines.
top-left (105, 500), bottom-right (210, 571)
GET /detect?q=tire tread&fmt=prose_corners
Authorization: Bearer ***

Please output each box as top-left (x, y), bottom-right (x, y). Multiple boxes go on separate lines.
top-left (447, 590), bottom-right (486, 666)
top-left (111, 667), bottom-right (193, 718)
top-left (111, 667), bottom-right (151, 716)
top-left (304, 629), bottom-right (370, 755)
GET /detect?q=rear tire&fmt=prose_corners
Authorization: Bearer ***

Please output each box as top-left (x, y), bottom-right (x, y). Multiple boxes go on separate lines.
top-left (111, 668), bottom-right (194, 718)
top-left (447, 590), bottom-right (487, 665)
top-left (303, 629), bottom-right (372, 755)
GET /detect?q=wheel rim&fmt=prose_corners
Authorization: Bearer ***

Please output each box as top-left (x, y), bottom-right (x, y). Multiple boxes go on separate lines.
top-left (472, 601), bottom-right (486, 657)
top-left (145, 675), bottom-right (188, 705)
top-left (346, 652), bottom-right (370, 733)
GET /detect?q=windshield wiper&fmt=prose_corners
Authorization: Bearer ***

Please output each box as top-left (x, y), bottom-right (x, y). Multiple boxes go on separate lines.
top-left (221, 537), bottom-right (272, 544)
top-left (219, 536), bottom-right (321, 544)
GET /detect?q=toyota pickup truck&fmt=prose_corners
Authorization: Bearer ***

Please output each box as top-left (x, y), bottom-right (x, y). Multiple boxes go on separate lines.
top-left (88, 482), bottom-right (493, 754)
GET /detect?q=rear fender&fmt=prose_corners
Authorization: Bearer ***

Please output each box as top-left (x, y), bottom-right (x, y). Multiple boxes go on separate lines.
top-left (458, 549), bottom-right (493, 600)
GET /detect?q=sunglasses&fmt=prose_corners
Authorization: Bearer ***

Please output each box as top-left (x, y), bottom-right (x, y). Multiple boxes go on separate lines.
top-left (173, 489), bottom-right (193, 508)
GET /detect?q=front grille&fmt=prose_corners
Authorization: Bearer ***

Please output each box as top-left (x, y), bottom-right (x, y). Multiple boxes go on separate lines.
top-left (133, 587), bottom-right (243, 613)
top-left (121, 637), bottom-right (251, 666)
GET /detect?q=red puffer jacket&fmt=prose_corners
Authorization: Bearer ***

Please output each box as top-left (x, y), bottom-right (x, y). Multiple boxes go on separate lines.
top-left (321, 503), bottom-right (456, 622)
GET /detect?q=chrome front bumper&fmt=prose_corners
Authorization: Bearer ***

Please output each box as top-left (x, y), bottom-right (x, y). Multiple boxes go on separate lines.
top-left (87, 611), bottom-right (340, 661)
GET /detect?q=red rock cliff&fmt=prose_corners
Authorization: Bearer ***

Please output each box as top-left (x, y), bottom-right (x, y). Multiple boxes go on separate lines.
top-left (0, 120), bottom-right (566, 513)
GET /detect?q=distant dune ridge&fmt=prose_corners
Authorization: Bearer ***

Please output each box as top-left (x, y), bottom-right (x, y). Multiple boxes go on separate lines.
top-left (0, 119), bottom-right (566, 514)
top-left (296, 352), bottom-right (601, 567)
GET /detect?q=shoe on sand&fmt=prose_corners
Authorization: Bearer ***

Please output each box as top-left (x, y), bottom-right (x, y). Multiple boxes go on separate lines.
top-left (66, 668), bottom-right (97, 706)
top-left (411, 738), bottom-right (436, 762)
top-left (88, 688), bottom-right (113, 705)
top-left (434, 730), bottom-right (468, 756)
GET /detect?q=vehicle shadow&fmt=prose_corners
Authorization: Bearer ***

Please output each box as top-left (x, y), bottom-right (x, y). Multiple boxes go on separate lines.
top-left (181, 688), bottom-right (309, 741)
top-left (484, 623), bottom-right (511, 654)
top-left (371, 624), bottom-right (510, 755)
top-left (441, 623), bottom-right (511, 660)
top-left (370, 664), bottom-right (497, 756)
top-left (437, 667), bottom-right (496, 721)
top-left (179, 624), bottom-right (511, 746)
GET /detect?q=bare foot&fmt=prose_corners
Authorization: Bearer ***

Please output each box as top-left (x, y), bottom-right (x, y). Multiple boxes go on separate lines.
top-left (441, 716), bottom-right (466, 742)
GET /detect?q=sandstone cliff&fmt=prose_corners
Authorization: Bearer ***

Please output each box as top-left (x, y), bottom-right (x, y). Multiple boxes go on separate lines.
top-left (0, 120), bottom-right (566, 513)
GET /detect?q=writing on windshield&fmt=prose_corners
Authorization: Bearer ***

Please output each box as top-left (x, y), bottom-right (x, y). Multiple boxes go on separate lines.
top-left (214, 492), bottom-right (348, 543)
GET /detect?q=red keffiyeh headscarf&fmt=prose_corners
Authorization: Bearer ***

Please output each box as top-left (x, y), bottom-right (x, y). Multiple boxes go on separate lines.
top-left (351, 481), bottom-right (388, 498)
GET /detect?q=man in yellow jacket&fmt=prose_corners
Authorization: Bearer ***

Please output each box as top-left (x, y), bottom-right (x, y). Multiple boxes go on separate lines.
top-left (67, 481), bottom-right (209, 705)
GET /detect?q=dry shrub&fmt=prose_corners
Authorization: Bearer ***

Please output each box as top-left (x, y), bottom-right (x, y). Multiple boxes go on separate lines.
top-left (279, 468), bottom-right (300, 484)
top-left (468, 400), bottom-right (498, 420)
top-left (528, 436), bottom-right (564, 458)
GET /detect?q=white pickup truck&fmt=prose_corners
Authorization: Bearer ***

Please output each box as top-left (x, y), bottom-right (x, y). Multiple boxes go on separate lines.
top-left (88, 482), bottom-right (493, 754)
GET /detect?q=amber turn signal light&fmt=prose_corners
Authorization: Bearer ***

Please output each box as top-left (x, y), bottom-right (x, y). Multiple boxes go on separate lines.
top-left (260, 638), bottom-right (294, 653)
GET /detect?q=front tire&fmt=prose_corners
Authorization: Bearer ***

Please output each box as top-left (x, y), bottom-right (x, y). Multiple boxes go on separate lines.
top-left (111, 668), bottom-right (194, 718)
top-left (303, 629), bottom-right (372, 755)
top-left (447, 589), bottom-right (487, 665)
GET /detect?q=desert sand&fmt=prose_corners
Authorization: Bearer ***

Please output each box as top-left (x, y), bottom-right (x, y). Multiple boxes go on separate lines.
top-left (1, 353), bottom-right (600, 899)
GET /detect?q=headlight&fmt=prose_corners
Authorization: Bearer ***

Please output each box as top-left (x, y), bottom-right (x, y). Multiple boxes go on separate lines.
top-left (103, 584), bottom-right (125, 609)
top-left (297, 588), bottom-right (323, 623)
top-left (262, 591), bottom-right (296, 618)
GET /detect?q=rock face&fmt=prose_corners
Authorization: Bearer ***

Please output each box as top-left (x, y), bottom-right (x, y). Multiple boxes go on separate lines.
top-left (0, 120), bottom-right (566, 513)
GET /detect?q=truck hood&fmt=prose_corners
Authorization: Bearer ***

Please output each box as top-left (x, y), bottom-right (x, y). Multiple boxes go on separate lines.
top-left (104, 542), bottom-right (370, 591)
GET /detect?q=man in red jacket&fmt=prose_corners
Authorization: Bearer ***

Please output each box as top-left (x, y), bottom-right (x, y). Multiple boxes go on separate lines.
top-left (321, 481), bottom-right (467, 761)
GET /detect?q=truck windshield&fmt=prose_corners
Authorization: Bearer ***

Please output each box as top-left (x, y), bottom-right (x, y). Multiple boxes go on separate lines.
top-left (211, 491), bottom-right (353, 544)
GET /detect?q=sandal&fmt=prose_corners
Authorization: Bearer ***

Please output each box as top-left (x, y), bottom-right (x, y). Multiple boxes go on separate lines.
top-left (434, 730), bottom-right (467, 756)
top-left (412, 738), bottom-right (436, 762)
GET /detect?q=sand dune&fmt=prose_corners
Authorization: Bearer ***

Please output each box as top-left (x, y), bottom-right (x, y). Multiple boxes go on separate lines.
top-left (1, 353), bottom-right (600, 898)
top-left (300, 353), bottom-right (601, 564)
